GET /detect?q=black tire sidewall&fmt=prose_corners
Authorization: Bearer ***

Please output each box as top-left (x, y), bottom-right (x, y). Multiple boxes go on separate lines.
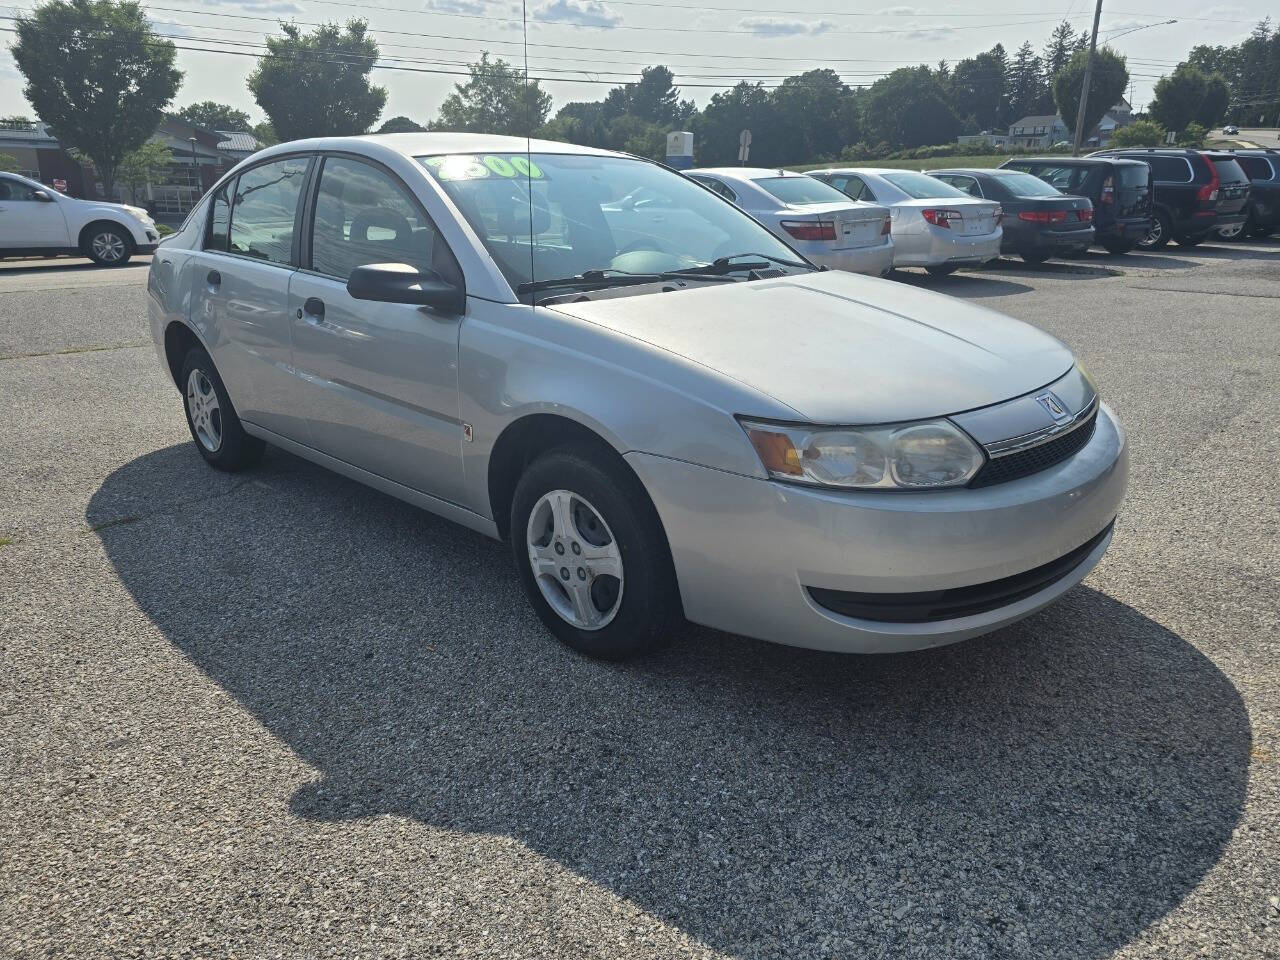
top-left (86, 226), bottom-right (133, 266)
top-left (178, 346), bottom-right (262, 471)
top-left (510, 447), bottom-right (680, 660)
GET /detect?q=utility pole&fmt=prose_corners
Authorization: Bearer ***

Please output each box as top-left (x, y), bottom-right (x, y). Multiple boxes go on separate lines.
top-left (1072, 0), bottom-right (1105, 156)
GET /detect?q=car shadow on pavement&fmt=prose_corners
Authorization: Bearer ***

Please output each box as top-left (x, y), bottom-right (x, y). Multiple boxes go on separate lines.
top-left (890, 271), bottom-right (1034, 298)
top-left (0, 257), bottom-right (151, 277)
top-left (88, 444), bottom-right (1251, 960)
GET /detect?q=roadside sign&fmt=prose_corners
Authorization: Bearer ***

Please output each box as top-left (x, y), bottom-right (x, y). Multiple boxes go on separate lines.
top-left (52, 178), bottom-right (67, 192)
top-left (738, 129), bottom-right (752, 164)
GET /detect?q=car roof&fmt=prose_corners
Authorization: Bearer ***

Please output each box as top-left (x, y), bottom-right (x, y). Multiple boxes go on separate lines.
top-left (1090, 147), bottom-right (1199, 156)
top-left (807, 168), bottom-right (914, 177)
top-left (688, 167), bottom-right (808, 179)
top-left (931, 168), bottom-right (1021, 177)
top-left (1004, 156), bottom-right (1137, 167)
top-left (249, 132), bottom-right (623, 163)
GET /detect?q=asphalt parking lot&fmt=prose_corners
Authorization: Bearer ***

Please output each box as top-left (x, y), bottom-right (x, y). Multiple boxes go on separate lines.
top-left (1, 245), bottom-right (1277, 959)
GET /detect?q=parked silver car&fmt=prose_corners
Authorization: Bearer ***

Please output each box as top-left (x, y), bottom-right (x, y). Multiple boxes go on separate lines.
top-left (807, 167), bottom-right (1003, 275)
top-left (148, 134), bottom-right (1127, 659)
top-left (685, 167), bottom-right (894, 276)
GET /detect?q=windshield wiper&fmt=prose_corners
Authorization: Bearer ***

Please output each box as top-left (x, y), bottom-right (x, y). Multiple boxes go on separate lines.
top-left (517, 267), bottom-right (734, 295)
top-left (672, 251), bottom-right (813, 276)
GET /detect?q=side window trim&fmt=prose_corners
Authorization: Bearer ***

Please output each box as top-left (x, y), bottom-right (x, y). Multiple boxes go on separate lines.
top-left (299, 150), bottom-right (464, 289)
top-left (204, 175), bottom-right (237, 253)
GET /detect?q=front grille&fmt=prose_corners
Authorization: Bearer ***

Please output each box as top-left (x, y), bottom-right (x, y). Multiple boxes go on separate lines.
top-left (807, 521), bottom-right (1114, 624)
top-left (969, 409), bottom-right (1098, 488)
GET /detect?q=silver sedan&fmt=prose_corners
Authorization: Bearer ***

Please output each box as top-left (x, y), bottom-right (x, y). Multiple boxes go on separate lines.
top-left (685, 167), bottom-right (894, 276)
top-left (148, 134), bottom-right (1126, 659)
top-left (808, 167), bottom-right (1003, 275)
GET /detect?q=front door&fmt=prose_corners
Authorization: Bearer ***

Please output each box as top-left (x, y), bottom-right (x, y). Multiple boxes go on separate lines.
top-left (287, 154), bottom-right (466, 505)
top-left (0, 176), bottom-right (70, 248)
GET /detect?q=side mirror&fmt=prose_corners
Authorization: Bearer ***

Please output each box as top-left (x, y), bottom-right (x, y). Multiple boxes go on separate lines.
top-left (33, 190), bottom-right (54, 202)
top-left (346, 262), bottom-right (465, 313)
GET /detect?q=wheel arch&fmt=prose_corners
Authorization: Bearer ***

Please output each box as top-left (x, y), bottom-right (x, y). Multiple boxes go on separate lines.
top-left (77, 218), bottom-right (135, 254)
top-left (162, 320), bottom-right (204, 389)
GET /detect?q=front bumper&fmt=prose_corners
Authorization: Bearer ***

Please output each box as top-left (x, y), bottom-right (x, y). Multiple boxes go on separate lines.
top-left (626, 403), bottom-right (1127, 653)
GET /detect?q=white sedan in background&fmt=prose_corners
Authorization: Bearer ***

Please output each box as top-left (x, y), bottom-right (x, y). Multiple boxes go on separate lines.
top-left (684, 167), bottom-right (894, 276)
top-left (807, 168), bottom-right (1002, 276)
top-left (0, 171), bottom-right (159, 266)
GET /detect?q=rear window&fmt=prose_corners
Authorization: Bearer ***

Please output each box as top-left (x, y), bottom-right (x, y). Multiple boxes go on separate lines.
top-left (1237, 156), bottom-right (1276, 180)
top-left (754, 176), bottom-right (853, 205)
top-left (1211, 158), bottom-right (1250, 184)
top-left (1009, 163), bottom-right (1089, 192)
top-left (1116, 164), bottom-right (1150, 187)
top-left (1138, 155), bottom-right (1193, 182)
top-left (995, 172), bottom-right (1062, 197)
top-left (879, 171), bottom-right (968, 199)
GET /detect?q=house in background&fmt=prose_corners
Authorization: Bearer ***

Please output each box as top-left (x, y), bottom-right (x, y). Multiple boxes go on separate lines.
top-left (959, 99), bottom-right (1135, 152)
top-left (0, 115), bottom-right (262, 222)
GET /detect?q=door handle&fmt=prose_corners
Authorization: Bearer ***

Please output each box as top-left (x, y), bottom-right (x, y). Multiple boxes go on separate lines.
top-left (206, 269), bottom-right (221, 288)
top-left (301, 296), bottom-right (325, 324)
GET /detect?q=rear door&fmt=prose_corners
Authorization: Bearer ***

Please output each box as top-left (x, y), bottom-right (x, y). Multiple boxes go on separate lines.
top-left (287, 153), bottom-right (467, 504)
top-left (1111, 163), bottom-right (1153, 221)
top-left (1210, 156), bottom-right (1251, 217)
top-left (186, 154), bottom-right (314, 439)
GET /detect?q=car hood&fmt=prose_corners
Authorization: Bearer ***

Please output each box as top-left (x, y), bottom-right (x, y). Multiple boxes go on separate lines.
top-left (546, 270), bottom-right (1074, 423)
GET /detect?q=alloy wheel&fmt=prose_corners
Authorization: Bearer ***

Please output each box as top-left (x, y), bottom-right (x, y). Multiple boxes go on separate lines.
top-left (526, 489), bottom-right (623, 630)
top-left (91, 231), bottom-right (126, 262)
top-left (1140, 218), bottom-right (1163, 248)
top-left (186, 368), bottom-right (223, 452)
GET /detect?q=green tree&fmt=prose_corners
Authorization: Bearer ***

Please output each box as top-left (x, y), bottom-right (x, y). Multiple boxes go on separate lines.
top-left (951, 44), bottom-right (1009, 131)
top-left (1176, 122), bottom-right (1208, 147)
top-left (248, 20), bottom-right (386, 140)
top-left (251, 120), bottom-right (278, 147)
top-left (1110, 118), bottom-right (1166, 147)
top-left (1195, 73), bottom-right (1231, 128)
top-left (432, 53), bottom-right (551, 136)
top-left (691, 81), bottom-right (776, 165)
top-left (1006, 41), bottom-right (1047, 126)
top-left (605, 66), bottom-right (692, 128)
top-left (12, 0), bottom-right (181, 198)
top-left (1052, 47), bottom-right (1129, 141)
top-left (861, 67), bottom-right (961, 150)
top-left (177, 101), bottom-right (252, 130)
top-left (0, 153), bottom-right (20, 172)
top-left (377, 115), bottom-right (425, 133)
top-left (116, 138), bottom-right (171, 203)
top-left (770, 69), bottom-right (851, 162)
top-left (1042, 20), bottom-right (1078, 90)
top-left (1149, 64), bottom-right (1209, 134)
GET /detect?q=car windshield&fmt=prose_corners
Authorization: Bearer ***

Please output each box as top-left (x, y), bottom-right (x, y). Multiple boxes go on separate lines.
top-left (418, 152), bottom-right (806, 293)
top-left (754, 176), bottom-right (851, 205)
top-left (996, 172), bottom-right (1062, 197)
top-left (879, 171), bottom-right (969, 199)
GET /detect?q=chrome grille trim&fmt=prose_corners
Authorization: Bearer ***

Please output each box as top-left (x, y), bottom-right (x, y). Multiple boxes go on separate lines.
top-left (984, 395), bottom-right (1100, 459)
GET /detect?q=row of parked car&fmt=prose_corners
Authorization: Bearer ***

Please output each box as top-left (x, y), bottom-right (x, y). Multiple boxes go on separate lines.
top-left (679, 147), bottom-right (1279, 275)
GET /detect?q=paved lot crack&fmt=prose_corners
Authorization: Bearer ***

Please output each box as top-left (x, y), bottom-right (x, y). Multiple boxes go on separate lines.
top-left (0, 341), bottom-right (149, 361)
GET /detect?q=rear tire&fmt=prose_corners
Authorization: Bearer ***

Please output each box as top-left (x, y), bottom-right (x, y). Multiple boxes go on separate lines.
top-left (510, 446), bottom-right (681, 660)
top-left (1175, 232), bottom-right (1205, 247)
top-left (1101, 239), bottom-right (1134, 255)
top-left (925, 264), bottom-right (958, 277)
top-left (84, 224), bottom-right (133, 266)
top-left (1137, 210), bottom-right (1171, 250)
top-left (179, 346), bottom-right (265, 471)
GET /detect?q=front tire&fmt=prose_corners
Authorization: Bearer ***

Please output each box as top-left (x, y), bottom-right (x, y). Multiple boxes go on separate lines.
top-left (179, 346), bottom-right (265, 471)
top-left (511, 447), bottom-right (681, 660)
top-left (925, 264), bottom-right (958, 277)
top-left (84, 225), bottom-right (133, 266)
top-left (1175, 232), bottom-right (1206, 247)
top-left (1101, 239), bottom-right (1134, 255)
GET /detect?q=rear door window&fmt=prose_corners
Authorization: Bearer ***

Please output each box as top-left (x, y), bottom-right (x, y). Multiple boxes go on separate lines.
top-left (1237, 156), bottom-right (1275, 180)
top-left (1211, 158), bottom-right (1250, 185)
top-left (206, 182), bottom-right (232, 252)
top-left (1145, 156), bottom-right (1193, 182)
top-left (228, 156), bottom-right (311, 265)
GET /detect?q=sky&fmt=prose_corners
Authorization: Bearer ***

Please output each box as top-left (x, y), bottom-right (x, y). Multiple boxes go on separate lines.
top-left (0, 0), bottom-right (1274, 128)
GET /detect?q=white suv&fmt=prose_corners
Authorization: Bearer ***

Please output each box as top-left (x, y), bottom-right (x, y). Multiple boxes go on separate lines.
top-left (0, 172), bottom-right (160, 266)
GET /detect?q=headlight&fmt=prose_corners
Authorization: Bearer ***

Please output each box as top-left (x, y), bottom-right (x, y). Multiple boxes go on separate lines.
top-left (124, 206), bottom-right (152, 221)
top-left (741, 417), bottom-right (984, 489)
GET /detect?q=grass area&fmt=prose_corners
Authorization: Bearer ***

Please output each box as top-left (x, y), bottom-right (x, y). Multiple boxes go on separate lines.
top-left (0, 537), bottom-right (13, 548)
top-left (790, 154), bottom-right (1028, 172)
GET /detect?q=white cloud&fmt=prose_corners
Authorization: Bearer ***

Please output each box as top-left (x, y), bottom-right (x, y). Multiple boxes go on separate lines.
top-left (198, 0), bottom-right (303, 13)
top-left (737, 16), bottom-right (836, 37)
top-left (533, 0), bottom-right (621, 29)
top-left (868, 21), bottom-right (957, 40)
top-left (424, 0), bottom-right (492, 15)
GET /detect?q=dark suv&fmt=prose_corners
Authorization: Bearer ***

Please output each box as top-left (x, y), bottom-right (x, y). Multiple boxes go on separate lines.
top-left (1087, 148), bottom-right (1250, 249)
top-left (999, 156), bottom-right (1152, 254)
top-left (1216, 149), bottom-right (1280, 239)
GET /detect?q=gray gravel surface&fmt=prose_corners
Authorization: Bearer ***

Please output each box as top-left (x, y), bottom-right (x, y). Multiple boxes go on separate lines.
top-left (1, 248), bottom-right (1277, 959)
